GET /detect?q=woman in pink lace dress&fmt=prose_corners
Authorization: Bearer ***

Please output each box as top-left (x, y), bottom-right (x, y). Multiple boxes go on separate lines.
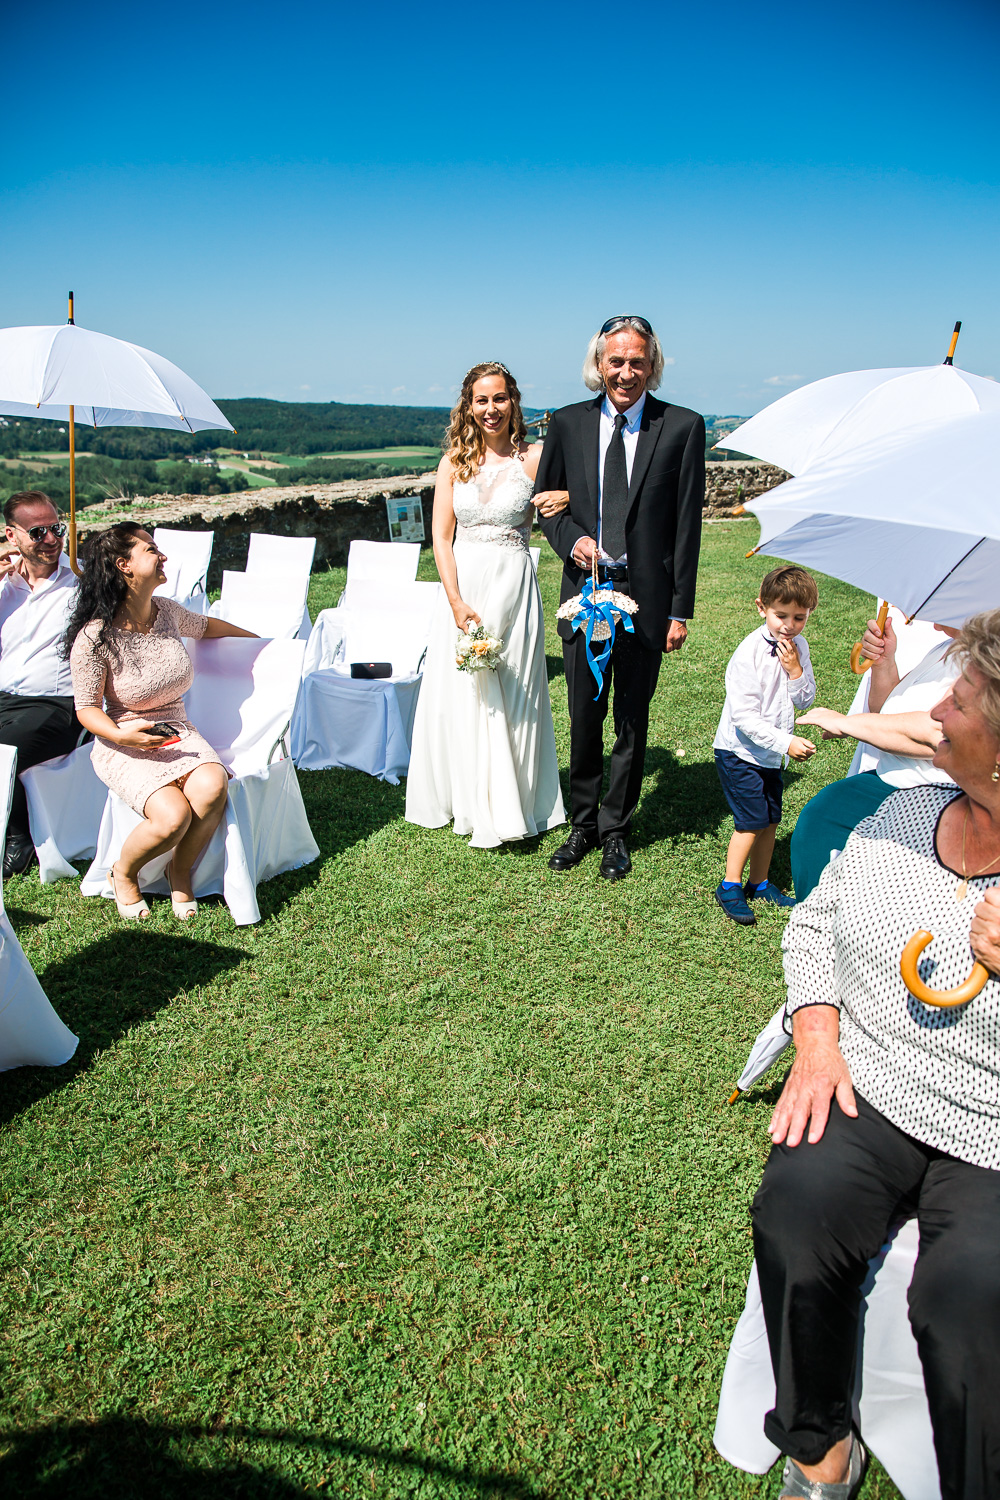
top-left (66, 523), bottom-right (256, 921)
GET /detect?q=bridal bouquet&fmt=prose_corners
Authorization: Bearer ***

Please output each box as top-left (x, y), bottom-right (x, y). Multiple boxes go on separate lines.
top-left (456, 622), bottom-right (504, 674)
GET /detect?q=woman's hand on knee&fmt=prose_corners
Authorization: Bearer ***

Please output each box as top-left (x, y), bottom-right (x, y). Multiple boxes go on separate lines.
top-left (769, 1007), bottom-right (856, 1148)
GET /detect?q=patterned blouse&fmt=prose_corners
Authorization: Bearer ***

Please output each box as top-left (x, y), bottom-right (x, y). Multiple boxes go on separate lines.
top-left (783, 785), bottom-right (1000, 1170)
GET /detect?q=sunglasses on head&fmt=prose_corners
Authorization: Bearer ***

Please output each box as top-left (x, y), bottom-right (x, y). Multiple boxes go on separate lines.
top-left (18, 522), bottom-right (68, 542)
top-left (600, 315), bottom-right (653, 336)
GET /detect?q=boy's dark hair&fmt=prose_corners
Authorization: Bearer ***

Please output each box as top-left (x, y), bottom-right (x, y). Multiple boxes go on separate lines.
top-left (758, 565), bottom-right (818, 611)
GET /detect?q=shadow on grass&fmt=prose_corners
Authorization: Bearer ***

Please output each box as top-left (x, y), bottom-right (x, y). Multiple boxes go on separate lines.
top-left (0, 1416), bottom-right (550, 1500)
top-left (297, 765), bottom-right (404, 859)
top-left (0, 930), bottom-right (245, 1127)
top-left (632, 748), bottom-right (731, 850)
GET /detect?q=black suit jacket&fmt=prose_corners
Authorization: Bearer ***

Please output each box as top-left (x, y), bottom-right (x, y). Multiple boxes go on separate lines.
top-left (534, 394), bottom-right (705, 652)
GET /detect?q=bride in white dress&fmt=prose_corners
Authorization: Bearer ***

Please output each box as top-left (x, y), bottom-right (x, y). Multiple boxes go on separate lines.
top-left (405, 362), bottom-right (568, 848)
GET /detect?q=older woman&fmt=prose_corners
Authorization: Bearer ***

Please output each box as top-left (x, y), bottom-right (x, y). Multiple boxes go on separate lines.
top-left (753, 609), bottom-right (1000, 1499)
top-left (65, 523), bottom-right (256, 922)
top-left (789, 617), bottom-right (962, 900)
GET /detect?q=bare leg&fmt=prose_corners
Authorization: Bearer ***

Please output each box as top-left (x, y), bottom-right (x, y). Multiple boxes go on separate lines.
top-left (168, 764), bottom-right (229, 904)
top-left (115, 785), bottom-right (193, 905)
top-left (724, 828), bottom-right (759, 883)
top-left (746, 824), bottom-right (778, 885)
top-left (794, 1434), bottom-right (852, 1484)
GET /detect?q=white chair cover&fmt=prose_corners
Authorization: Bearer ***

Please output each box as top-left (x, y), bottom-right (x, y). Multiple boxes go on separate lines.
top-left (0, 745), bottom-right (78, 1071)
top-left (79, 638), bottom-right (319, 925)
top-left (211, 570), bottom-right (310, 640)
top-left (153, 527), bottom-right (214, 615)
top-left (291, 673), bottom-right (422, 783)
top-left (21, 742), bottom-right (107, 883)
top-left (346, 539), bottom-right (419, 587)
top-left (715, 1220), bottom-right (940, 1500)
top-left (246, 532), bottom-right (316, 639)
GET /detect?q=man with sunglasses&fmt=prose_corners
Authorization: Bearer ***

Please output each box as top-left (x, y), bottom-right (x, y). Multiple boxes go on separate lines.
top-left (0, 491), bottom-right (84, 878)
top-left (535, 316), bottom-right (705, 880)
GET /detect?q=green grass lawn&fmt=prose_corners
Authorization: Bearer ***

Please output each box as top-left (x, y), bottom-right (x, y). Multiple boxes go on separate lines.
top-left (0, 522), bottom-right (904, 1499)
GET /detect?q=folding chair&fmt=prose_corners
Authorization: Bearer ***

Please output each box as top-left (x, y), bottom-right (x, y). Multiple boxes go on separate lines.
top-left (21, 739), bottom-right (106, 883)
top-left (153, 527), bottom-right (214, 615)
top-left (341, 539), bottom-right (420, 609)
top-left (0, 745), bottom-right (78, 1071)
top-left (211, 570), bottom-right (310, 640)
top-left (79, 638), bottom-right (319, 925)
top-left (246, 532), bottom-right (316, 638)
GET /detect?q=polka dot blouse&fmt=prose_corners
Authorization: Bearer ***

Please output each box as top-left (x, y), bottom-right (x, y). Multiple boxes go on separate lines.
top-left (783, 785), bottom-right (1000, 1170)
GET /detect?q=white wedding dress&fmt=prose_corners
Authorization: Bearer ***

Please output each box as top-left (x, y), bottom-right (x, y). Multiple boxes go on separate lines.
top-left (405, 457), bottom-right (566, 848)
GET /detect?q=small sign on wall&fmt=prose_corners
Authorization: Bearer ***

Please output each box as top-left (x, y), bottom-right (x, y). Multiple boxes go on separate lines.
top-left (385, 495), bottom-right (425, 544)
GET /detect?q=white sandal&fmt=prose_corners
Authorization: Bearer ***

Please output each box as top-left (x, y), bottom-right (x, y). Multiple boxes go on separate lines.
top-left (109, 864), bottom-right (150, 921)
top-left (166, 862), bottom-right (198, 922)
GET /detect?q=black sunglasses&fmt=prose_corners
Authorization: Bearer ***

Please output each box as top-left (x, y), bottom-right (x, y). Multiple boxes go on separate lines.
top-left (17, 521), bottom-right (68, 542)
top-left (600, 315), bottom-right (653, 336)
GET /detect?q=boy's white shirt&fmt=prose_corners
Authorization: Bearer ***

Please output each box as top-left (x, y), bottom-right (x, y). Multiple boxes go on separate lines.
top-left (713, 625), bottom-right (816, 768)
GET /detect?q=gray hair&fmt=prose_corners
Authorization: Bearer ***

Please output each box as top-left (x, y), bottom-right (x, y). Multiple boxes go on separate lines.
top-left (581, 316), bottom-right (666, 393)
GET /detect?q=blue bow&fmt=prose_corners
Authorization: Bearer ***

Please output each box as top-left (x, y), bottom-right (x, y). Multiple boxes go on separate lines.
top-left (569, 577), bottom-right (635, 698)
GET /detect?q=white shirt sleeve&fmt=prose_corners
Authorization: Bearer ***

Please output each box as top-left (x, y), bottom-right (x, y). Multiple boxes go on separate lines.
top-left (725, 644), bottom-right (795, 756)
top-left (787, 638), bottom-right (816, 711)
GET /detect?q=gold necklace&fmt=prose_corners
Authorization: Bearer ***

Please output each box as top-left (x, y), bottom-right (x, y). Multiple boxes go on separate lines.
top-left (956, 801), bottom-right (1000, 900)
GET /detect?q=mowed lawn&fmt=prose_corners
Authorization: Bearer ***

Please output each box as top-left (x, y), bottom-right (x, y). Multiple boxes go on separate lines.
top-left (0, 521), bottom-right (903, 1499)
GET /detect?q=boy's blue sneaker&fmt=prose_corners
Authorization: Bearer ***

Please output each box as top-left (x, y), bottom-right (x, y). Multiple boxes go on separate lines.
top-left (714, 881), bottom-right (756, 926)
top-left (745, 880), bottom-right (796, 908)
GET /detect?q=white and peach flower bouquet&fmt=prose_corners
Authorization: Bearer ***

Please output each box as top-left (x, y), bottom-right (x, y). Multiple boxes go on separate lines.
top-left (455, 622), bottom-right (503, 674)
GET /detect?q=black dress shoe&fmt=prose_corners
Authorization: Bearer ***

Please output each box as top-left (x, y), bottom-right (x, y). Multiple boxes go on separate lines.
top-left (3, 834), bottom-right (36, 880)
top-left (599, 835), bottom-right (632, 882)
top-left (548, 828), bottom-right (598, 871)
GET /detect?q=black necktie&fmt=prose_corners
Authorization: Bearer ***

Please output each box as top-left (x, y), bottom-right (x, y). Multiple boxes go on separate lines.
top-left (601, 413), bottom-right (629, 560)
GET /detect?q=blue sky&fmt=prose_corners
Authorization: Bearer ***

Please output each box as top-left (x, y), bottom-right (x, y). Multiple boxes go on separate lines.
top-left (3, 0), bottom-right (998, 415)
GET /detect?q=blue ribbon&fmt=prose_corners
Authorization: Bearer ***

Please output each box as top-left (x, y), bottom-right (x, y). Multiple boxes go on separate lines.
top-left (569, 578), bottom-right (635, 698)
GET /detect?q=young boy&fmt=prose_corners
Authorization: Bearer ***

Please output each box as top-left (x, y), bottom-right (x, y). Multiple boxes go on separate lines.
top-left (713, 565), bottom-right (818, 926)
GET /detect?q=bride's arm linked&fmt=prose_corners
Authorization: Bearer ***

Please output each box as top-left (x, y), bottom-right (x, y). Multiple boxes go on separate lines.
top-left (432, 456), bottom-right (481, 633)
top-left (523, 443), bottom-right (569, 518)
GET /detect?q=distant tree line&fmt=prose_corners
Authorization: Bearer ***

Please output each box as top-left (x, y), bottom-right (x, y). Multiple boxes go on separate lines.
top-left (0, 457), bottom-right (249, 511)
top-left (0, 397), bottom-right (451, 462)
top-left (250, 457), bottom-right (439, 486)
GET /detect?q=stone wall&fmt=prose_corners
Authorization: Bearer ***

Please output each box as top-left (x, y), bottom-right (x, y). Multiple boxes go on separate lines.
top-left (77, 460), bottom-right (788, 580)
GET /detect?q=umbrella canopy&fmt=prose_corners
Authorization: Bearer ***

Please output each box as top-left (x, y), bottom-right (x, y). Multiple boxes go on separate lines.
top-left (716, 364), bottom-right (1000, 476)
top-left (729, 1006), bottom-right (791, 1101)
top-left (747, 410), bottom-right (1000, 628)
top-left (0, 322), bottom-right (233, 432)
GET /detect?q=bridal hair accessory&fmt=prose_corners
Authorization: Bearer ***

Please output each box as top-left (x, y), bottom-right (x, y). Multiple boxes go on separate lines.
top-left (556, 554), bottom-right (638, 698)
top-left (455, 622), bottom-right (503, 674)
top-left (471, 361), bottom-right (511, 378)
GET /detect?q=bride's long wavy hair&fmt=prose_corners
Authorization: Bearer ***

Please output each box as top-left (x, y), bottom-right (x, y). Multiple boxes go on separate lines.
top-left (444, 362), bottom-right (526, 484)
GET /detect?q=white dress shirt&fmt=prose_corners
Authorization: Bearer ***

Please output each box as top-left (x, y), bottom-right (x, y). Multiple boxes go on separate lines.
top-left (0, 554), bottom-right (78, 697)
top-left (596, 392), bottom-right (645, 564)
top-left (853, 639), bottom-right (958, 788)
top-left (713, 625), bottom-right (816, 767)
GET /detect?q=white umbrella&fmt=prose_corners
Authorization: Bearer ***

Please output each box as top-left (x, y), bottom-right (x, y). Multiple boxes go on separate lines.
top-left (714, 334), bottom-right (1000, 478)
top-left (746, 409), bottom-right (1000, 629)
top-left (728, 1006), bottom-right (791, 1102)
top-left (0, 294), bottom-right (233, 570)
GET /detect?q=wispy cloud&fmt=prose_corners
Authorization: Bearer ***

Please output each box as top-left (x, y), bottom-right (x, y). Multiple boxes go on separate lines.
top-left (763, 374), bottom-right (802, 386)
top-left (299, 383), bottom-right (311, 391)
top-left (663, 356), bottom-right (676, 366)
top-left (392, 385), bottom-right (406, 395)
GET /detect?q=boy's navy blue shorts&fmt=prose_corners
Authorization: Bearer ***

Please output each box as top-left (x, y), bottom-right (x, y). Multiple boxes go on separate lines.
top-left (714, 749), bottom-right (784, 832)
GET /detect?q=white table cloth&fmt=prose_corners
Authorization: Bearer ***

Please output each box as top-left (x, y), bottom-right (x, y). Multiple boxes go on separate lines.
top-left (291, 671), bottom-right (421, 784)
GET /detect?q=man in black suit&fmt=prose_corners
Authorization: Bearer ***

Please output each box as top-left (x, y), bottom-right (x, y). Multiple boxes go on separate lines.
top-left (534, 315), bottom-right (705, 881)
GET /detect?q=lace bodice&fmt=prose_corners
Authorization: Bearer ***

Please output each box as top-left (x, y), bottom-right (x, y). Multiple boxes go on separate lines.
top-left (453, 458), bottom-right (533, 550)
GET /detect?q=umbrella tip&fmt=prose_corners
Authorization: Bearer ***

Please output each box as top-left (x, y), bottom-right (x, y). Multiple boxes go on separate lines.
top-left (727, 1089), bottom-right (741, 1105)
top-left (943, 320), bottom-right (961, 365)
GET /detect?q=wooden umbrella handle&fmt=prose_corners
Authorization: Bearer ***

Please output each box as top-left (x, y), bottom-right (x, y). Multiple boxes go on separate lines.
top-left (850, 600), bottom-right (890, 674)
top-left (900, 930), bottom-right (990, 1008)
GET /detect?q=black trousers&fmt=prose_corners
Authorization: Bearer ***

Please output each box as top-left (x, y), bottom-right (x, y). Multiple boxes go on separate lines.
top-left (562, 622), bottom-right (661, 841)
top-left (0, 692), bottom-right (82, 841)
top-left (752, 1091), bottom-right (1000, 1497)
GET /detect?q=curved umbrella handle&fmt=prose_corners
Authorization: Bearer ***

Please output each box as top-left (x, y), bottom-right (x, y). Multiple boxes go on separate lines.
top-left (850, 600), bottom-right (890, 675)
top-left (900, 929), bottom-right (990, 1008)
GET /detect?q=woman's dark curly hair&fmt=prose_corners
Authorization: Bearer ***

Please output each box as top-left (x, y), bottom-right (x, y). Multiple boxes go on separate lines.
top-left (62, 522), bottom-right (149, 660)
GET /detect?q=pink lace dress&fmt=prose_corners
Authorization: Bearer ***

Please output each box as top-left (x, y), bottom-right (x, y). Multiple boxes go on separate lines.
top-left (70, 597), bottom-right (224, 816)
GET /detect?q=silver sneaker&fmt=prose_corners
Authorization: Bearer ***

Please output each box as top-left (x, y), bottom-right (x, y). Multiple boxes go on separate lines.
top-left (779, 1434), bottom-right (867, 1499)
